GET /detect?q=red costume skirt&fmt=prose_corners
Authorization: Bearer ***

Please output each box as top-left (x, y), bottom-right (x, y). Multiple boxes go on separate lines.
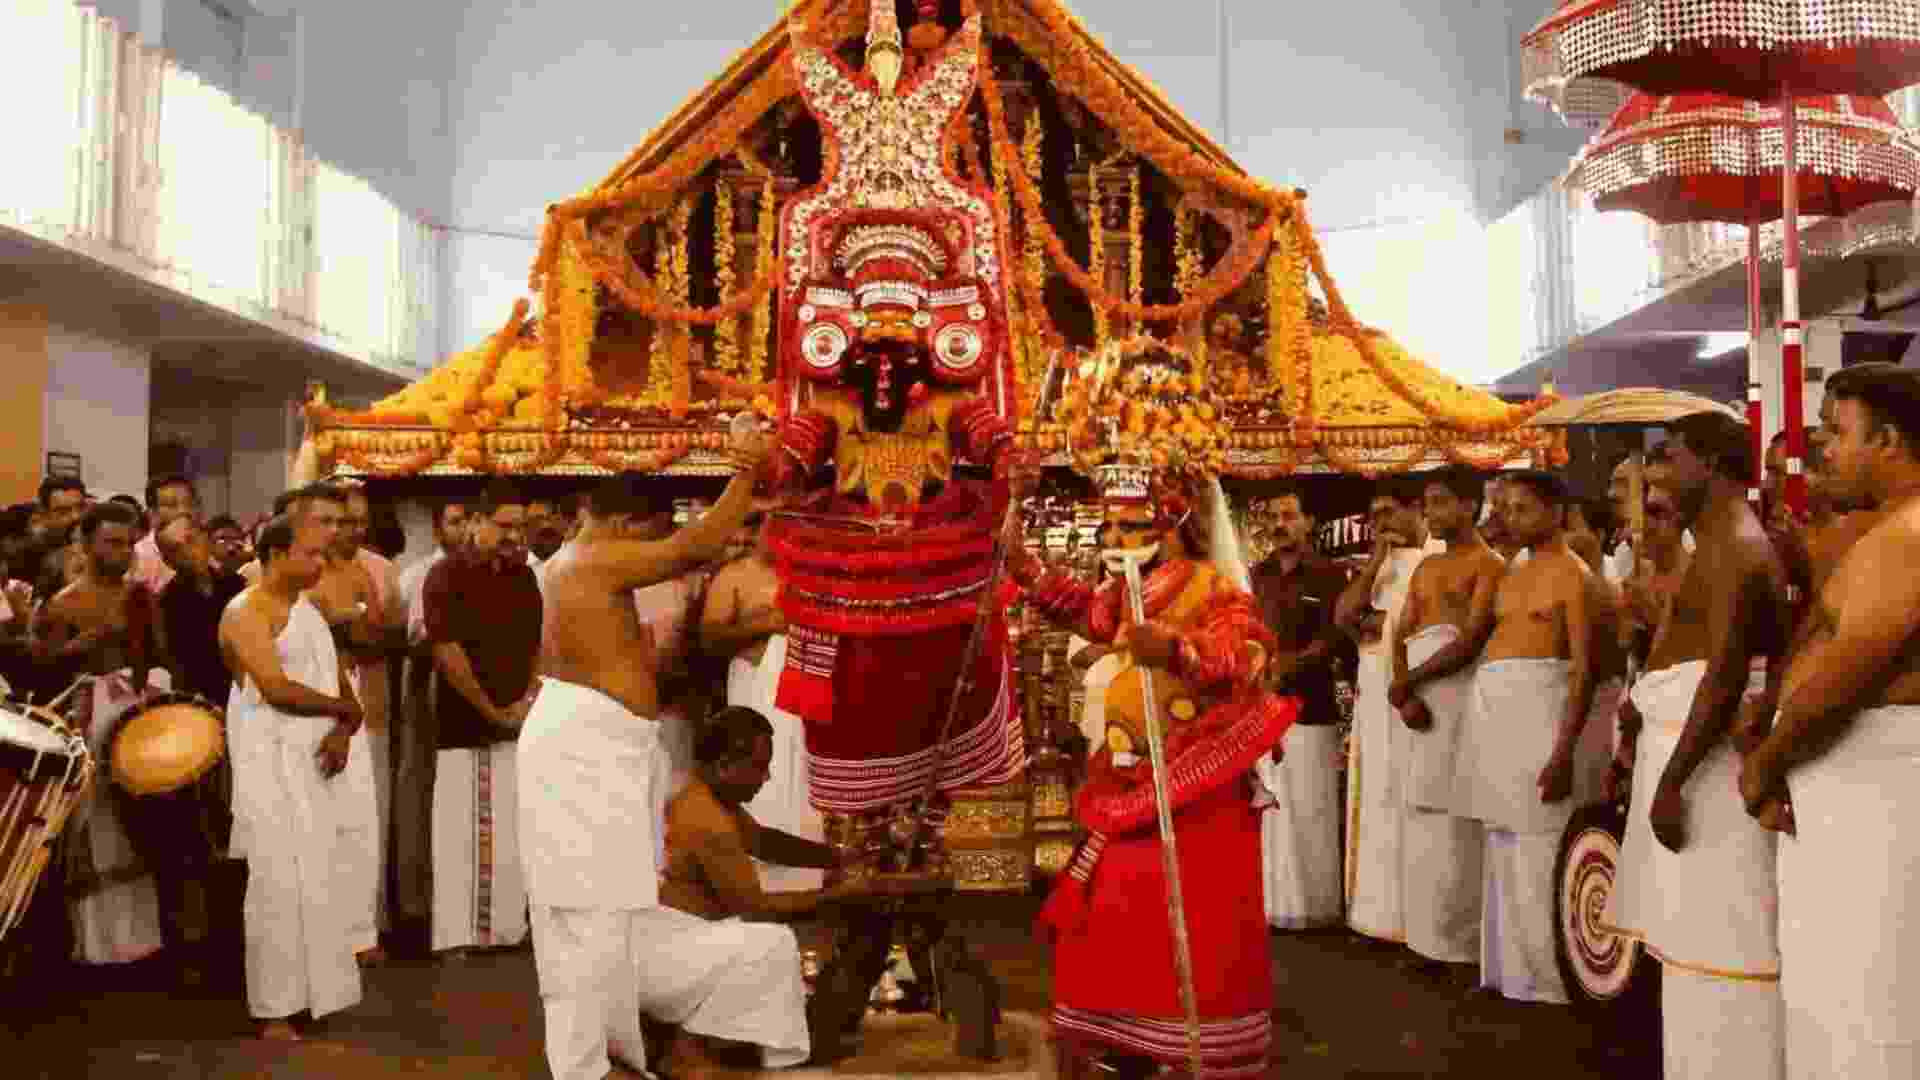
top-left (1043, 781), bottom-right (1274, 1076)
top-left (768, 483), bottom-right (1021, 812)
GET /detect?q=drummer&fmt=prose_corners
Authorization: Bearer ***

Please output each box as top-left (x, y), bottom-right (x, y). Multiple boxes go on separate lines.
top-left (29, 500), bottom-right (170, 970)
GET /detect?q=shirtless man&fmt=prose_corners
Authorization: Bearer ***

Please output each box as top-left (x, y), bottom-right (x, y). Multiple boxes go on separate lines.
top-left (1618, 447), bottom-right (1689, 664)
top-left (699, 513), bottom-right (823, 890)
top-left (1387, 467), bottom-right (1504, 975)
top-left (1740, 367), bottom-right (1920, 1079)
top-left (1451, 470), bottom-right (1609, 1004)
top-left (1602, 413), bottom-right (1793, 1079)
top-left (1479, 474), bottom-right (1525, 563)
top-left (31, 500), bottom-right (170, 968)
top-left (522, 429), bottom-right (818, 1080)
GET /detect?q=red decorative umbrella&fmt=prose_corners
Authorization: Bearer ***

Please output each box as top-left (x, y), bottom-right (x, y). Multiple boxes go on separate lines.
top-left (1522, 0), bottom-right (1920, 512)
top-left (1565, 92), bottom-right (1920, 495)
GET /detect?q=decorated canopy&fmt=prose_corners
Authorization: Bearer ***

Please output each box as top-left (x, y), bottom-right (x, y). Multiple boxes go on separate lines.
top-left (308, 0), bottom-right (1558, 480)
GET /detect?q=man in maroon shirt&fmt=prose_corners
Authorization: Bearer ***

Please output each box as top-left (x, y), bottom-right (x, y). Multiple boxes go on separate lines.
top-left (421, 481), bottom-right (543, 953)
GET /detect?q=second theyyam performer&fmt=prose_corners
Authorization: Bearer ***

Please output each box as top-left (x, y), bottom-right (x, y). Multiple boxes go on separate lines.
top-left (519, 429), bottom-right (811, 1080)
top-left (1016, 338), bottom-right (1294, 1079)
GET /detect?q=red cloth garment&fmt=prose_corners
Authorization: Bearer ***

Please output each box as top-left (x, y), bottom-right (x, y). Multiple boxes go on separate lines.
top-left (768, 480), bottom-right (1022, 812)
top-left (1025, 556), bottom-right (1294, 1076)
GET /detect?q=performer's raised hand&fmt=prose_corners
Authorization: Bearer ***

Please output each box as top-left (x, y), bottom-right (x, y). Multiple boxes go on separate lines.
top-left (725, 415), bottom-right (772, 474)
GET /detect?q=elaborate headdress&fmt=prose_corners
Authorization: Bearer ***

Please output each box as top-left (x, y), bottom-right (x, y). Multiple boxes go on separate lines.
top-left (1053, 336), bottom-right (1251, 589)
top-left (787, 209), bottom-right (999, 386)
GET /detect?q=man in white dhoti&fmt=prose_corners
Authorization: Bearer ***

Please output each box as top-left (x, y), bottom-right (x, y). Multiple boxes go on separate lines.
top-left (1248, 485), bottom-right (1351, 930)
top-left (423, 482), bottom-right (543, 953)
top-left (1389, 468), bottom-right (1505, 979)
top-left (1742, 367), bottom-right (1920, 1080)
top-left (700, 512), bottom-right (826, 893)
top-left (31, 501), bottom-right (169, 969)
top-left (218, 515), bottom-right (365, 1040)
top-left (1604, 413), bottom-right (1792, 1080)
top-left (523, 431), bottom-right (796, 1080)
top-left (1452, 470), bottom-right (1618, 1004)
top-left (298, 484), bottom-right (386, 967)
top-left (1335, 482), bottom-right (1432, 944)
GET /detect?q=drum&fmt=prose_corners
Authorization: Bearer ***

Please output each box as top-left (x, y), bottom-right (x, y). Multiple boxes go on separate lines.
top-left (1553, 800), bottom-right (1660, 1023)
top-left (105, 693), bottom-right (230, 868)
top-left (0, 703), bottom-right (92, 942)
top-left (110, 692), bottom-right (224, 797)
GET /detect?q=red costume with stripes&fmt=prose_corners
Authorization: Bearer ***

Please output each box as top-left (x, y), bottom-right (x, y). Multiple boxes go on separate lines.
top-left (1024, 558), bottom-right (1295, 1078)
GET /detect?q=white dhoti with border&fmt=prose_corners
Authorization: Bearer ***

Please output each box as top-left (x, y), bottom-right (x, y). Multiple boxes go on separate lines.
top-left (227, 599), bottom-right (362, 1020)
top-left (1455, 658), bottom-right (1610, 1004)
top-left (1346, 645), bottom-right (1403, 942)
top-left (1779, 704), bottom-right (1920, 1080)
top-left (729, 635), bottom-right (825, 894)
top-left (431, 742), bottom-right (527, 951)
top-left (519, 677), bottom-right (672, 1080)
top-left (1607, 660), bottom-right (1782, 1079)
top-left (67, 668), bottom-right (170, 965)
top-left (1259, 723), bottom-right (1343, 929)
top-left (1398, 625), bottom-right (1482, 965)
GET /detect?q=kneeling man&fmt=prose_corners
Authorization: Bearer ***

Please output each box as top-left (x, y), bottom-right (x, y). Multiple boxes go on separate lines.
top-left (658, 706), bottom-right (894, 1073)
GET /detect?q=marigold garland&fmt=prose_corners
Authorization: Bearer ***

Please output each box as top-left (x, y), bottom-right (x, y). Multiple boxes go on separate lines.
top-left (747, 170), bottom-right (778, 385)
top-left (1127, 165), bottom-right (1143, 311)
top-left (712, 179), bottom-right (740, 372)
top-left (1017, 112), bottom-right (1059, 352)
top-left (979, 58), bottom-right (1276, 325)
top-left (1087, 166), bottom-right (1109, 347)
top-left (567, 217), bottom-right (783, 327)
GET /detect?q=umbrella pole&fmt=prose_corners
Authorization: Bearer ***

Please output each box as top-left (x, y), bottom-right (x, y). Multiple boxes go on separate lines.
top-left (1780, 82), bottom-right (1807, 517)
top-left (1747, 229), bottom-right (1764, 506)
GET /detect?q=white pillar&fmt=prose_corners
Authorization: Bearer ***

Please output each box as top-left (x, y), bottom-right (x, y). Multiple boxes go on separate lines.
top-left (43, 324), bottom-right (152, 500)
top-left (1801, 319), bottom-right (1843, 429)
top-left (1753, 327), bottom-right (1784, 443)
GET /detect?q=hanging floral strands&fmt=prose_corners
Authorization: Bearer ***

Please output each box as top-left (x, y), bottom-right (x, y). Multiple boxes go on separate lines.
top-left (712, 179), bottom-right (739, 373)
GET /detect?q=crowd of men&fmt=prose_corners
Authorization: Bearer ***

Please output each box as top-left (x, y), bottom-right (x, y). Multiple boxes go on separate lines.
top-left (5, 364), bottom-right (1920, 1077)
top-left (1231, 362), bottom-right (1920, 1080)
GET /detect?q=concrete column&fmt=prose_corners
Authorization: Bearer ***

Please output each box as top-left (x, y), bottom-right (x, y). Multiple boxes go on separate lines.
top-left (0, 302), bottom-right (50, 505)
top-left (1801, 319), bottom-right (1843, 430)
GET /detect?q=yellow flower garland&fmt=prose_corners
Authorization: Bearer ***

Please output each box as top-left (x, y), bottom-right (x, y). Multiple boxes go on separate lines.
top-left (712, 179), bottom-right (739, 373)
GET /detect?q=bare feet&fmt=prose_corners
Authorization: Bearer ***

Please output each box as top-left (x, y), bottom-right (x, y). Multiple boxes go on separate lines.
top-left (259, 1019), bottom-right (302, 1042)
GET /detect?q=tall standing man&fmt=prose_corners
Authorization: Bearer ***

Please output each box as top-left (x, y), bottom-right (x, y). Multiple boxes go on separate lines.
top-left (1389, 467), bottom-right (1505, 978)
top-left (219, 516), bottom-right (365, 1040)
top-left (1248, 485), bottom-right (1350, 931)
top-left (520, 430), bottom-right (810, 1080)
top-left (1335, 482), bottom-right (1431, 945)
top-left (422, 483), bottom-right (543, 952)
top-left (1603, 412), bottom-right (1790, 1080)
top-left (1451, 471), bottom-right (1611, 1004)
top-left (1741, 367), bottom-right (1920, 1079)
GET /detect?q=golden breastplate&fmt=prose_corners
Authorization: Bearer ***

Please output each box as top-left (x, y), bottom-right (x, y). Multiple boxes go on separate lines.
top-left (821, 393), bottom-right (955, 507)
top-left (1099, 564), bottom-right (1220, 757)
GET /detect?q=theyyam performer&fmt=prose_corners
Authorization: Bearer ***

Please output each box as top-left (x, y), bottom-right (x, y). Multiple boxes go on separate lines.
top-left (1605, 412), bottom-right (1789, 1080)
top-left (1014, 337), bottom-right (1295, 1079)
top-left (519, 433), bottom-right (815, 1080)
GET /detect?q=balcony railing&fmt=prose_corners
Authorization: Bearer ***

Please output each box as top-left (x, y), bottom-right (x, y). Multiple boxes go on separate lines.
top-left (0, 0), bottom-right (439, 377)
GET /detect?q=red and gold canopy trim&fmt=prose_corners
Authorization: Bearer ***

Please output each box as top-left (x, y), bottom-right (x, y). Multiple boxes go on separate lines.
top-left (1565, 93), bottom-right (1920, 225)
top-left (1523, 0), bottom-right (1920, 102)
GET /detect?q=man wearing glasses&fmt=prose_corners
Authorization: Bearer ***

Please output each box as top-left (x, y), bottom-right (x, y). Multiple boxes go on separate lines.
top-left (420, 481), bottom-right (544, 954)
